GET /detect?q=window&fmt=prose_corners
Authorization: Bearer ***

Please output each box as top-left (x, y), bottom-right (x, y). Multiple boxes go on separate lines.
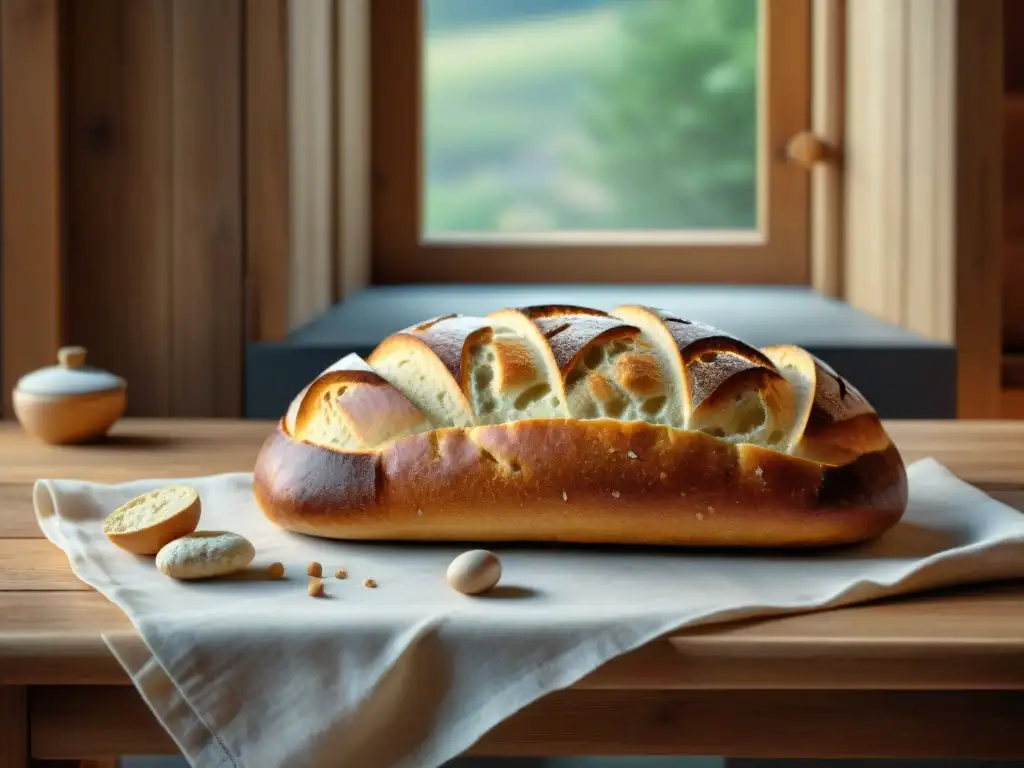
top-left (371, 0), bottom-right (811, 284)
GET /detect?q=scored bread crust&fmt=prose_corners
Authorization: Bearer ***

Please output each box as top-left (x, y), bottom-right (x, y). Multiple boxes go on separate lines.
top-left (255, 304), bottom-right (909, 548)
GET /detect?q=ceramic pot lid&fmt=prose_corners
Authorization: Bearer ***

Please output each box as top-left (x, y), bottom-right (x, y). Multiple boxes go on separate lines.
top-left (15, 346), bottom-right (126, 397)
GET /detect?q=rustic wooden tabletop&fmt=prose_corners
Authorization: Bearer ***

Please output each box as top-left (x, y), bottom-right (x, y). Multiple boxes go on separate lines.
top-left (3, 419), bottom-right (1024, 764)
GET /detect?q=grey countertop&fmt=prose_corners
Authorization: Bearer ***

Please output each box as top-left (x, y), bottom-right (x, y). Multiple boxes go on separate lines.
top-left (290, 284), bottom-right (946, 350)
top-left (245, 284), bottom-right (955, 420)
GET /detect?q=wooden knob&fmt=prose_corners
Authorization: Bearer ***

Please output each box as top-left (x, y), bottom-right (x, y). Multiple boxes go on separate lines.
top-left (785, 131), bottom-right (834, 169)
top-left (57, 346), bottom-right (88, 368)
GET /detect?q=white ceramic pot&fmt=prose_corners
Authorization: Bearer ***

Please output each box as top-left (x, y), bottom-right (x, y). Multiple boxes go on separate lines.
top-left (12, 346), bottom-right (127, 445)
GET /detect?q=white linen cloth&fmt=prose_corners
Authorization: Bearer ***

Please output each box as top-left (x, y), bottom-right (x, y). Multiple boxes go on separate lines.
top-left (32, 458), bottom-right (1024, 768)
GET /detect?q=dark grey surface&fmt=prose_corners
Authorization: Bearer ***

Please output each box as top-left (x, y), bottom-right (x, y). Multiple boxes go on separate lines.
top-left (289, 285), bottom-right (948, 348)
top-left (124, 758), bottom-right (724, 768)
top-left (244, 285), bottom-right (956, 420)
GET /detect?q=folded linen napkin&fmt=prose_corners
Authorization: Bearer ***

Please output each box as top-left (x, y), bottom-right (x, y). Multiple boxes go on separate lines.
top-left (33, 458), bottom-right (1024, 768)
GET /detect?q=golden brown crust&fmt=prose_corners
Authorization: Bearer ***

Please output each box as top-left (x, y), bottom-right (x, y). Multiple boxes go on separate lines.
top-left (254, 305), bottom-right (909, 548)
top-left (761, 344), bottom-right (890, 466)
top-left (509, 306), bottom-right (640, 374)
top-left (254, 418), bottom-right (907, 548)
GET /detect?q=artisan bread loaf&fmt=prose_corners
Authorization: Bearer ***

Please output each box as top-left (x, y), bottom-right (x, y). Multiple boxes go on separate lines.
top-left (255, 305), bottom-right (908, 547)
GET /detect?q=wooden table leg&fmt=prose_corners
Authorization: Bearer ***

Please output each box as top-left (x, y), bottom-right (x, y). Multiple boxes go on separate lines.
top-left (0, 685), bottom-right (28, 767)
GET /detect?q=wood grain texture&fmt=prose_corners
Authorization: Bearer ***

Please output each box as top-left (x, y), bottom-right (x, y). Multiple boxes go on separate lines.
top-left (0, 420), bottom-right (269, 484)
top-left (64, 0), bottom-right (246, 417)
top-left (287, 0), bottom-right (335, 329)
top-left (245, 0), bottom-right (291, 342)
top-left (0, 0), bottom-right (65, 421)
top-left (66, 0), bottom-right (174, 418)
top-left (336, 0), bottom-right (371, 301)
top-left (171, 0), bottom-right (245, 417)
top-left (844, 0), bottom-right (1003, 419)
top-left (1002, 387), bottom-right (1024, 419)
top-left (954, 0), bottom-right (1004, 418)
top-left (0, 540), bottom-right (88, 591)
top-left (1006, 0), bottom-right (1024, 93)
top-left (1004, 99), bottom-right (1024, 350)
top-left (371, 0), bottom-right (812, 285)
top-left (27, 684), bottom-right (1024, 759)
top-left (0, 484), bottom-right (44, 538)
top-left (809, 0), bottom-right (845, 298)
top-left (0, 686), bottom-right (28, 767)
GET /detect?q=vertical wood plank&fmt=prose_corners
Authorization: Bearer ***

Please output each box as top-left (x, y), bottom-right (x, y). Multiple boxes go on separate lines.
top-left (171, 0), bottom-right (245, 416)
top-left (954, 0), bottom-right (1003, 418)
top-left (1004, 100), bottom-right (1024, 350)
top-left (287, 0), bottom-right (335, 330)
top-left (245, 0), bottom-right (290, 342)
top-left (809, 0), bottom-right (844, 298)
top-left (0, 685), bottom-right (28, 766)
top-left (843, 0), bottom-right (908, 322)
top-left (903, 0), bottom-right (955, 342)
top-left (0, 0), bottom-right (64, 419)
top-left (336, 0), bottom-right (370, 301)
top-left (843, 0), bottom-right (1003, 418)
top-left (66, 0), bottom-right (174, 417)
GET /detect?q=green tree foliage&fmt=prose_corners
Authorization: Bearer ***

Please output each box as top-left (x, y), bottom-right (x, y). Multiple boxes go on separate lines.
top-left (579, 0), bottom-right (758, 229)
top-left (426, 0), bottom-right (603, 32)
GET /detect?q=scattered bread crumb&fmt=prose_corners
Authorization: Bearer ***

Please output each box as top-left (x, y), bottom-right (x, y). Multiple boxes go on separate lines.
top-left (561, 490), bottom-right (568, 502)
top-left (417, 508), bottom-right (423, 517)
top-left (308, 578), bottom-right (324, 597)
top-left (268, 562), bottom-right (285, 579)
top-left (611, 490), bottom-right (621, 499)
top-left (755, 466), bottom-right (764, 479)
top-left (335, 568), bottom-right (347, 579)
top-left (307, 561), bottom-right (322, 578)
top-left (364, 578), bottom-right (377, 589)
top-left (627, 450), bottom-right (638, 459)
top-left (696, 512), bottom-right (704, 521)
top-left (659, 472), bottom-right (667, 480)
top-left (707, 505), bottom-right (715, 514)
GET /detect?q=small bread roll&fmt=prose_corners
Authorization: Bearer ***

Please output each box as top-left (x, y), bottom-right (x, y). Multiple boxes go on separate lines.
top-left (103, 485), bottom-right (202, 555)
top-left (155, 531), bottom-right (255, 580)
top-left (446, 550), bottom-right (502, 595)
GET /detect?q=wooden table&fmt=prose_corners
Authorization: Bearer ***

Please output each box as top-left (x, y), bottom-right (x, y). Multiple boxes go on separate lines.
top-left (4, 420), bottom-right (1024, 765)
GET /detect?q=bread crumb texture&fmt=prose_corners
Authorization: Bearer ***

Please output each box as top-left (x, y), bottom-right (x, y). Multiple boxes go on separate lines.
top-left (104, 486), bottom-right (196, 533)
top-left (103, 485), bottom-right (202, 555)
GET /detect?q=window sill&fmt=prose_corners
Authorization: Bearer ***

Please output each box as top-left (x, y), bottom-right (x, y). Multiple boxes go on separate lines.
top-left (244, 284), bottom-right (955, 420)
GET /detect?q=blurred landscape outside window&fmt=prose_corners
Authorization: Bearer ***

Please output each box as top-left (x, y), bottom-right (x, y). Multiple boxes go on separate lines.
top-left (422, 0), bottom-right (760, 235)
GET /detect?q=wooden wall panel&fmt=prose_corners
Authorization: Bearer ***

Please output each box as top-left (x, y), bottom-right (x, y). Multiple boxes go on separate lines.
top-left (1003, 7), bottom-right (1024, 354)
top-left (170, 0), bottom-right (244, 417)
top-left (65, 0), bottom-right (245, 417)
top-left (1004, 101), bottom-right (1024, 351)
top-left (952, 0), bottom-right (1003, 419)
top-left (66, 0), bottom-right (174, 417)
top-left (245, 0), bottom-right (290, 343)
top-left (286, 0), bottom-right (335, 330)
top-left (1005, 0), bottom-right (1024, 92)
top-left (844, 0), bottom-right (1003, 418)
top-left (0, 0), bottom-right (64, 419)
